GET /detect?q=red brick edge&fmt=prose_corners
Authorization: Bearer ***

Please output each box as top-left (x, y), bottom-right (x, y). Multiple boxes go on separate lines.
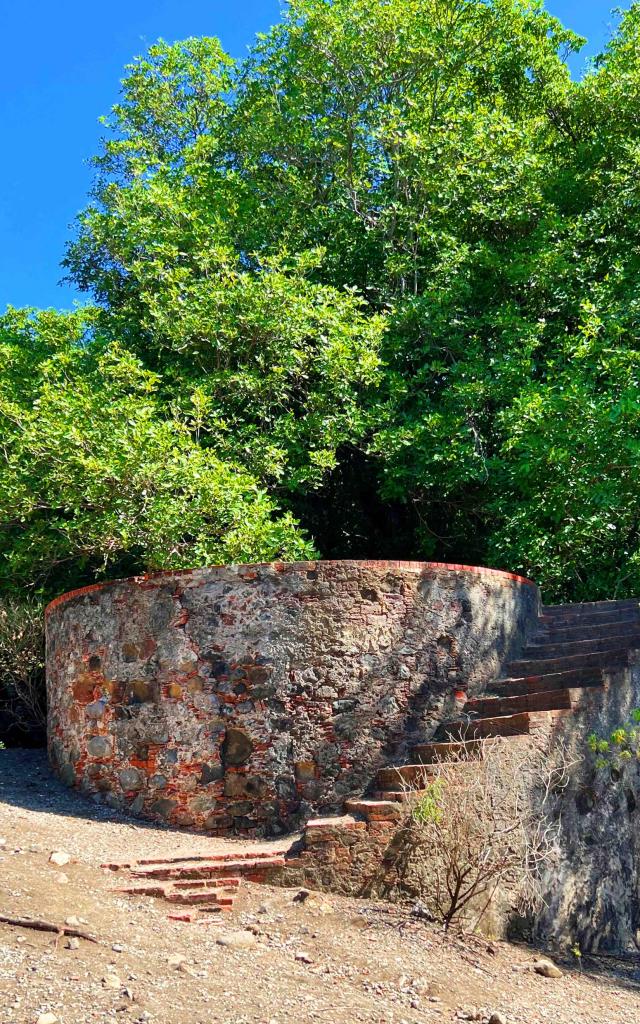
top-left (45, 559), bottom-right (537, 617)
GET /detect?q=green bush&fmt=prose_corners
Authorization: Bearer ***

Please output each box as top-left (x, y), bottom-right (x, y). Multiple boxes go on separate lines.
top-left (587, 711), bottom-right (640, 772)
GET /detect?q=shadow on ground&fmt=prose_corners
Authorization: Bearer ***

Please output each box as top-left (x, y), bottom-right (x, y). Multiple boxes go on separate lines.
top-left (0, 747), bottom-right (228, 838)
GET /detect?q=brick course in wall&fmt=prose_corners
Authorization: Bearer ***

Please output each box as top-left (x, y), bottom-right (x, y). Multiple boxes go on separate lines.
top-left (45, 560), bottom-right (539, 837)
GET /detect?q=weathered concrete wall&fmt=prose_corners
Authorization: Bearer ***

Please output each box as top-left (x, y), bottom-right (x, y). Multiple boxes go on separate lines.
top-left (46, 560), bottom-right (538, 836)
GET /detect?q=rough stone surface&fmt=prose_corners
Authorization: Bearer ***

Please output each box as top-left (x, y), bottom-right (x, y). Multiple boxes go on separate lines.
top-left (533, 959), bottom-right (563, 979)
top-left (46, 560), bottom-right (538, 836)
top-left (268, 813), bottom-right (401, 898)
top-left (535, 659), bottom-right (640, 953)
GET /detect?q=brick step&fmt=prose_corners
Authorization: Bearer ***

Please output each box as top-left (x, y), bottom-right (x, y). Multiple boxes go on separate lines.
top-left (410, 739), bottom-right (483, 764)
top-left (440, 709), bottom-right (571, 741)
top-left (115, 879), bottom-right (238, 908)
top-left (539, 608), bottom-right (640, 629)
top-left (371, 789), bottom-right (431, 803)
top-left (542, 598), bottom-right (639, 615)
top-left (465, 688), bottom-right (577, 719)
top-left (172, 877), bottom-right (240, 890)
top-left (506, 648), bottom-right (629, 677)
top-left (491, 669), bottom-right (604, 697)
top-left (165, 889), bottom-right (236, 906)
top-left (368, 790), bottom-right (434, 798)
top-left (376, 764), bottom-right (437, 791)
top-left (523, 633), bottom-right (640, 658)
top-left (376, 761), bottom-right (475, 791)
top-left (532, 620), bottom-right (640, 642)
top-left (344, 797), bottom-right (402, 821)
top-left (114, 882), bottom-right (167, 897)
top-left (116, 876), bottom-right (240, 893)
top-left (103, 845), bottom-right (292, 872)
top-left (129, 854), bottom-right (286, 881)
top-left (304, 814), bottom-right (361, 835)
top-left (166, 910), bottom-right (228, 922)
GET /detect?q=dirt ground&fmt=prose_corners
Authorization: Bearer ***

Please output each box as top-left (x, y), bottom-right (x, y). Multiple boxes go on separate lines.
top-left (1, 749), bottom-right (639, 1024)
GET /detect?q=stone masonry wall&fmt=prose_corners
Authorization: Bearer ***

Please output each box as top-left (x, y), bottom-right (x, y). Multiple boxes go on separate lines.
top-left (46, 560), bottom-right (539, 837)
top-left (535, 659), bottom-right (640, 953)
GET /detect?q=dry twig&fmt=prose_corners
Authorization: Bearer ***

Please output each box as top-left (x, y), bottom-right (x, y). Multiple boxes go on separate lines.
top-left (0, 914), bottom-right (98, 943)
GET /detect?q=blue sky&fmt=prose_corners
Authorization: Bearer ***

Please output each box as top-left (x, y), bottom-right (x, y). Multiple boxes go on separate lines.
top-left (0, 1), bottom-right (626, 312)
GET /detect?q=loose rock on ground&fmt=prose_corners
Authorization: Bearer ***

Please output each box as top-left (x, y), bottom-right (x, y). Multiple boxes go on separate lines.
top-left (0, 749), bottom-right (638, 1024)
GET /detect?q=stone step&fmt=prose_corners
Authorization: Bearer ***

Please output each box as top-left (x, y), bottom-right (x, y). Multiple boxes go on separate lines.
top-left (129, 854), bottom-right (286, 881)
top-left (376, 764), bottom-right (437, 791)
top-left (491, 668), bottom-right (604, 697)
top-left (465, 688), bottom-right (574, 719)
top-left (344, 797), bottom-right (402, 821)
top-left (532, 620), bottom-right (640, 642)
top-left (410, 739), bottom-right (483, 764)
top-left (539, 608), bottom-right (640, 629)
top-left (507, 648), bottom-right (629, 677)
top-left (371, 789), bottom-right (431, 803)
top-left (543, 598), bottom-right (639, 615)
top-left (523, 633), bottom-right (640, 658)
top-left (440, 708), bottom-right (571, 741)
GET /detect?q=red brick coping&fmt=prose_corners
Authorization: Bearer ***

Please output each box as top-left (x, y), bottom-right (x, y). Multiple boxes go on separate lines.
top-left (45, 560), bottom-right (537, 617)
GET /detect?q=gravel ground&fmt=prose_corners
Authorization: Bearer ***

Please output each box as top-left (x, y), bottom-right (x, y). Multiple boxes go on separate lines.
top-left (1, 748), bottom-right (639, 1024)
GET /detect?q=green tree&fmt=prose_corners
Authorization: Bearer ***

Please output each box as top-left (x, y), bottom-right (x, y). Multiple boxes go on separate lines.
top-left (0, 307), bottom-right (314, 595)
top-left (64, 3), bottom-right (585, 571)
top-left (486, 4), bottom-right (640, 599)
top-left (5, 1), bottom-right (640, 604)
top-left (65, 38), bottom-right (384, 494)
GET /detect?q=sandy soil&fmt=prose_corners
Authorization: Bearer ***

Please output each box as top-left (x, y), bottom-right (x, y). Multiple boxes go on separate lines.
top-left (0, 749), bottom-right (639, 1024)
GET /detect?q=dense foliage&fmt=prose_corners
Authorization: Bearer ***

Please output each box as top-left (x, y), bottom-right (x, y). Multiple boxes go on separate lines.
top-left (0, 307), bottom-right (315, 594)
top-left (3, 0), bottom-right (640, 606)
top-left (0, 599), bottom-right (46, 743)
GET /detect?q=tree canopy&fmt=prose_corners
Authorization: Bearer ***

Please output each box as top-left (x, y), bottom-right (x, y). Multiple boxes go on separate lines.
top-left (3, 0), bottom-right (640, 602)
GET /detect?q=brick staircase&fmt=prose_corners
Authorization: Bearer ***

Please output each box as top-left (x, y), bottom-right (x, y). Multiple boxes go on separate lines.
top-left (372, 597), bottom-right (640, 804)
top-left (103, 845), bottom-right (292, 920)
top-left (106, 598), bottom-right (640, 912)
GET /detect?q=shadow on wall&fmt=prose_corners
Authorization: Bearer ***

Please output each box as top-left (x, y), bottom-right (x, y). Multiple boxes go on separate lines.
top-left (45, 561), bottom-right (539, 837)
top-left (523, 657), bottom-right (640, 956)
top-left (306, 568), bottom-right (539, 801)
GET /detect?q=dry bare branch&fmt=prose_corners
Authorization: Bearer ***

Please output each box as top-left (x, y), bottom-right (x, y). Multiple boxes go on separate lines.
top-left (385, 736), bottom-right (574, 931)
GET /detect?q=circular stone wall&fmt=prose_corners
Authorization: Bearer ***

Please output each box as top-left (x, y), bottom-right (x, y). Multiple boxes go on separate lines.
top-left (46, 560), bottom-right (539, 836)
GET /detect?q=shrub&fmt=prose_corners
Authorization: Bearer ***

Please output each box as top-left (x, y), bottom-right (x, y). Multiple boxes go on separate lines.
top-left (387, 738), bottom-right (570, 931)
top-left (587, 711), bottom-right (640, 773)
top-left (0, 599), bottom-right (46, 740)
